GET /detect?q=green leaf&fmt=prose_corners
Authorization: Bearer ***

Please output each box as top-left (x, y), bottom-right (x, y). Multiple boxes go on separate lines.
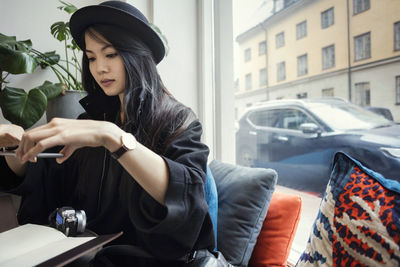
top-left (0, 33), bottom-right (37, 74)
top-left (37, 51), bottom-right (60, 69)
top-left (50, 21), bottom-right (71, 42)
top-left (0, 86), bottom-right (47, 129)
top-left (37, 81), bottom-right (63, 100)
top-left (58, 1), bottom-right (78, 14)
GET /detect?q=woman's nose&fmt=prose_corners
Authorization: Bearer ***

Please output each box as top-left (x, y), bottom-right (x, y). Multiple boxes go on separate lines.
top-left (95, 59), bottom-right (109, 73)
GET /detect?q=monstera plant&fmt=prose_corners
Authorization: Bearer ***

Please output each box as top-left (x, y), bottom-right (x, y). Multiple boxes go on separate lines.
top-left (0, 1), bottom-right (82, 129)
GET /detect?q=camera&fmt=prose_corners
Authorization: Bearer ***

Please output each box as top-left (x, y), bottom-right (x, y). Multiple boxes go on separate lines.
top-left (49, 207), bottom-right (87, 237)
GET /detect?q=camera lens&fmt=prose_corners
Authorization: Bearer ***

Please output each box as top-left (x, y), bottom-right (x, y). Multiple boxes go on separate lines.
top-left (75, 210), bottom-right (87, 234)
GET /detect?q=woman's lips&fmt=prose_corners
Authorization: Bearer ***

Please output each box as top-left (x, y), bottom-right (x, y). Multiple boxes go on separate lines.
top-left (101, 79), bottom-right (114, 86)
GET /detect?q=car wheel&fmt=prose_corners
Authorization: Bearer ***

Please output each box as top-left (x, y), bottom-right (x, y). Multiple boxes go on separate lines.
top-left (238, 146), bottom-right (256, 167)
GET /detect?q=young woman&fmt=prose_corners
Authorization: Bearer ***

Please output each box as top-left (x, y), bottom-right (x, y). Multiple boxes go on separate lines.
top-left (0, 1), bottom-right (229, 266)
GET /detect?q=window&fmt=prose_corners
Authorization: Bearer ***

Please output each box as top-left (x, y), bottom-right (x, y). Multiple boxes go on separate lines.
top-left (296, 92), bottom-right (308, 99)
top-left (322, 88), bottom-right (334, 97)
top-left (245, 73), bottom-right (252, 90)
top-left (244, 48), bottom-right (251, 62)
top-left (353, 0), bottom-right (370, 15)
top-left (281, 109), bottom-right (313, 130)
top-left (296, 20), bottom-right (307, 40)
top-left (249, 109), bottom-right (281, 128)
top-left (322, 44), bottom-right (335, 69)
top-left (354, 32), bottom-right (371, 61)
top-left (276, 32), bottom-right (285, 48)
top-left (259, 68), bottom-right (268, 87)
top-left (297, 54), bottom-right (308, 76)
top-left (277, 61), bottom-right (286, 81)
top-left (396, 76), bottom-right (400, 104)
top-left (395, 22), bottom-right (400, 51)
top-left (355, 82), bottom-right (371, 106)
top-left (259, 41), bottom-right (267, 55)
top-left (321, 7), bottom-right (334, 29)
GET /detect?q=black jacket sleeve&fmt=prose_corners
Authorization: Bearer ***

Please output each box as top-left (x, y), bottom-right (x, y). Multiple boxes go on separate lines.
top-left (126, 120), bottom-right (214, 259)
top-left (0, 156), bottom-right (24, 191)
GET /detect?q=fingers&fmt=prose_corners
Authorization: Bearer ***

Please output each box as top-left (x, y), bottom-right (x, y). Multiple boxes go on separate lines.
top-left (56, 146), bottom-right (76, 164)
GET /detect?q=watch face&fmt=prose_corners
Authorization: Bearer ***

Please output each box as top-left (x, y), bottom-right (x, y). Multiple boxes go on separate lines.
top-left (122, 133), bottom-right (136, 150)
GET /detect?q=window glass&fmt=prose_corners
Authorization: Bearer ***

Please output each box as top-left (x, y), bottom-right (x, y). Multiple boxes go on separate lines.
top-left (322, 44), bottom-right (335, 69)
top-left (395, 22), bottom-right (400, 51)
top-left (321, 7), bottom-right (334, 29)
top-left (276, 32), bottom-right (285, 48)
top-left (354, 32), bottom-right (371, 61)
top-left (296, 20), bottom-right (307, 39)
top-left (277, 61), bottom-right (286, 81)
top-left (245, 73), bottom-right (252, 90)
top-left (280, 109), bottom-right (313, 130)
top-left (322, 88), bottom-right (334, 97)
top-left (248, 109), bottom-right (281, 127)
top-left (259, 68), bottom-right (268, 87)
top-left (259, 41), bottom-right (267, 55)
top-left (354, 82), bottom-right (371, 106)
top-left (353, 0), bottom-right (370, 15)
top-left (297, 54), bottom-right (308, 76)
top-left (244, 48), bottom-right (251, 62)
top-left (396, 76), bottom-right (400, 104)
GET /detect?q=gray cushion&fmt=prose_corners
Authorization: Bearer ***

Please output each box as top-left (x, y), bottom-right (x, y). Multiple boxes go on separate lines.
top-left (209, 160), bottom-right (277, 267)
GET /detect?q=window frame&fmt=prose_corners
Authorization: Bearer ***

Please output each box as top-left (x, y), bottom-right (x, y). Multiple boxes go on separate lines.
top-left (259, 68), bottom-right (268, 87)
top-left (322, 44), bottom-right (335, 70)
top-left (297, 54), bottom-right (308, 77)
top-left (276, 31), bottom-right (285, 48)
top-left (353, 0), bottom-right (370, 15)
top-left (296, 20), bottom-right (307, 40)
top-left (244, 47), bottom-right (251, 62)
top-left (259, 40), bottom-right (267, 55)
top-left (354, 82), bottom-right (371, 106)
top-left (395, 21), bottom-right (400, 51)
top-left (396, 76), bottom-right (400, 104)
top-left (322, 88), bottom-right (334, 97)
top-left (321, 7), bottom-right (334, 29)
top-left (245, 73), bottom-right (252, 90)
top-left (354, 32), bottom-right (371, 61)
top-left (277, 61), bottom-right (286, 82)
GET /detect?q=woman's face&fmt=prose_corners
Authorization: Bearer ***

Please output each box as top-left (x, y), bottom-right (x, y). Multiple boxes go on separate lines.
top-left (85, 31), bottom-right (126, 99)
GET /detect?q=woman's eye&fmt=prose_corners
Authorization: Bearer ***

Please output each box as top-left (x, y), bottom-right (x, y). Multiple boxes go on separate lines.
top-left (106, 53), bottom-right (118, 58)
top-left (87, 57), bottom-right (95, 62)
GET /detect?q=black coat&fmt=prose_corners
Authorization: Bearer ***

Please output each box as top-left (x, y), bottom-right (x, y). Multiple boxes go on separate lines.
top-left (0, 96), bottom-right (214, 266)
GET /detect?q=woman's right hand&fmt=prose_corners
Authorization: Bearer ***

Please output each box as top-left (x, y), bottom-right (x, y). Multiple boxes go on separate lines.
top-left (0, 124), bottom-right (24, 148)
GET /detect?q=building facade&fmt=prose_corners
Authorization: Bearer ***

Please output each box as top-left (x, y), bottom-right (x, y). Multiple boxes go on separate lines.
top-left (235, 0), bottom-right (400, 121)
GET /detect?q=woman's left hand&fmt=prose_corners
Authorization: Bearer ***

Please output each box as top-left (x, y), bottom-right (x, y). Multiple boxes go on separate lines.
top-left (16, 118), bottom-right (122, 163)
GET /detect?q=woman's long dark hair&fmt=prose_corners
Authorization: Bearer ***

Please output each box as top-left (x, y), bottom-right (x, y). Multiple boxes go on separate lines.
top-left (81, 25), bottom-right (195, 154)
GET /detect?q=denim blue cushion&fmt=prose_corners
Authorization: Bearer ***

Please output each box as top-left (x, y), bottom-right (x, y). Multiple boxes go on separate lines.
top-left (205, 165), bottom-right (218, 249)
top-left (210, 160), bottom-right (277, 267)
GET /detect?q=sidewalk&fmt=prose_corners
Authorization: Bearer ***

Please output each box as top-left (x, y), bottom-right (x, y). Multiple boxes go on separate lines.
top-left (274, 185), bottom-right (322, 265)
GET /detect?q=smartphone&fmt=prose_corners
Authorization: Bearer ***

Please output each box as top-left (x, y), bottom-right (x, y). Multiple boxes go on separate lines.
top-left (0, 151), bottom-right (64, 158)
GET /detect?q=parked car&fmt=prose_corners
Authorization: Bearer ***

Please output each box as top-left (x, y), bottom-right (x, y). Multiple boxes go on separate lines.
top-left (236, 98), bottom-right (400, 196)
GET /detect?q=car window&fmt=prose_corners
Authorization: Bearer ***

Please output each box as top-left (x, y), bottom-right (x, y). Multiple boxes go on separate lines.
top-left (280, 109), bottom-right (313, 130)
top-left (248, 109), bottom-right (280, 127)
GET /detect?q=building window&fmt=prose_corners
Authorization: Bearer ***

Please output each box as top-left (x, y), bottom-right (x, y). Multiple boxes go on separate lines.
top-left (322, 44), bottom-right (335, 69)
top-left (259, 41), bottom-right (267, 55)
top-left (296, 20), bottom-right (307, 40)
top-left (259, 68), bottom-right (267, 87)
top-left (276, 32), bottom-right (285, 48)
top-left (395, 22), bottom-right (400, 51)
top-left (396, 76), bottom-right (400, 104)
top-left (354, 32), bottom-right (371, 61)
top-left (353, 0), bottom-right (370, 15)
top-left (244, 48), bottom-right (251, 62)
top-left (245, 73), bottom-right (252, 90)
top-left (297, 54), bottom-right (308, 76)
top-left (296, 92), bottom-right (308, 99)
top-left (322, 88), bottom-right (334, 97)
top-left (321, 7), bottom-right (334, 29)
top-left (277, 61), bottom-right (286, 82)
top-left (355, 82), bottom-right (371, 106)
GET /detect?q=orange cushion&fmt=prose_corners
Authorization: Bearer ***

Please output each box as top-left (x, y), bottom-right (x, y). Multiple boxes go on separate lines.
top-left (249, 191), bottom-right (302, 267)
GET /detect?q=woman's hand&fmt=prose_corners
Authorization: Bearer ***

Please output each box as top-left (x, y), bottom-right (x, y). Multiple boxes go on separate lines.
top-left (0, 124), bottom-right (24, 148)
top-left (16, 118), bottom-right (123, 163)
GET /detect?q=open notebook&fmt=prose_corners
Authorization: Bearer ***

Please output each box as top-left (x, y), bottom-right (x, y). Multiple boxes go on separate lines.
top-left (0, 224), bottom-right (121, 267)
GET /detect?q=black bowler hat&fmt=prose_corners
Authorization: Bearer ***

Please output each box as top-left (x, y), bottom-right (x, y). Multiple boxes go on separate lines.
top-left (69, 1), bottom-right (165, 64)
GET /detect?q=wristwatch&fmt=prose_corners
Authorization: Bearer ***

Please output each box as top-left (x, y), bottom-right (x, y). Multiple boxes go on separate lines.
top-left (110, 132), bottom-right (137, 160)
